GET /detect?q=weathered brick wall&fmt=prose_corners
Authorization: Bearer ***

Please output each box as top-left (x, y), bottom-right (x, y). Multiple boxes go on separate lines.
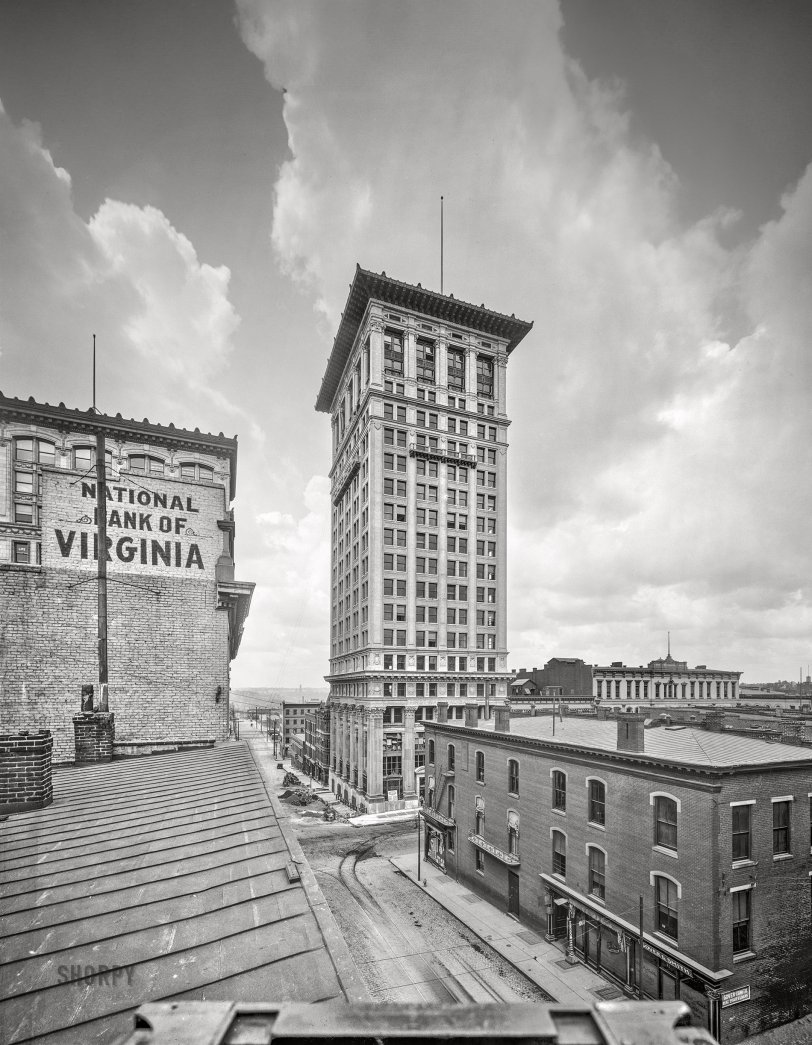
top-left (716, 771), bottom-right (812, 1042)
top-left (0, 729), bottom-right (53, 812)
top-left (0, 469), bottom-right (233, 762)
top-left (426, 723), bottom-right (812, 1043)
top-left (73, 712), bottom-right (115, 762)
top-left (0, 566), bottom-right (230, 762)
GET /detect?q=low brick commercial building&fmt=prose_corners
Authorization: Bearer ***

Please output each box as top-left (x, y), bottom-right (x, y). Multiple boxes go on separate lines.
top-left (422, 709), bottom-right (812, 1043)
top-left (0, 393), bottom-right (254, 762)
top-left (594, 649), bottom-right (741, 705)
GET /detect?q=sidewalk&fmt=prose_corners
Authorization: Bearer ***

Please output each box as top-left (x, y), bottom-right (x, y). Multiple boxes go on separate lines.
top-left (390, 853), bottom-right (621, 1006)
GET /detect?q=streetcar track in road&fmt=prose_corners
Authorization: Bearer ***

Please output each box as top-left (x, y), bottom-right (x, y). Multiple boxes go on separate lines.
top-left (337, 849), bottom-right (509, 1004)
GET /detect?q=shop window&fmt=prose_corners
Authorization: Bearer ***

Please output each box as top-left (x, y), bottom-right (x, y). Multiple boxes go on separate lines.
top-left (552, 830), bottom-right (566, 877)
top-left (552, 770), bottom-right (566, 811)
top-left (654, 875), bottom-right (679, 940)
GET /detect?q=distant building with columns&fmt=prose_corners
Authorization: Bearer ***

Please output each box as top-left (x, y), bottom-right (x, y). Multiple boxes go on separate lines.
top-left (316, 267), bottom-right (532, 813)
top-left (594, 649), bottom-right (741, 707)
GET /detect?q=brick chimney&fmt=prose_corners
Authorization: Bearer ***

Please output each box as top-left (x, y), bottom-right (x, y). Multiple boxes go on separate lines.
top-left (617, 712), bottom-right (646, 753)
top-left (464, 703), bottom-right (478, 728)
top-left (437, 701), bottom-right (448, 724)
top-left (494, 706), bottom-right (511, 732)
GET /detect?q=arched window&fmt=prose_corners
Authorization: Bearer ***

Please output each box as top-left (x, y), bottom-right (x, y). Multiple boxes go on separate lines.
top-left (427, 739), bottom-right (435, 764)
top-left (507, 811), bottom-right (519, 857)
top-left (587, 846), bottom-right (606, 900)
top-left (654, 796), bottom-right (678, 850)
top-left (447, 743), bottom-right (455, 771)
top-left (552, 830), bottom-right (566, 877)
top-left (654, 875), bottom-right (679, 940)
top-left (474, 795), bottom-right (484, 836)
top-left (588, 779), bottom-right (606, 826)
top-left (552, 770), bottom-right (566, 811)
top-left (475, 750), bottom-right (485, 783)
top-left (508, 759), bottom-right (519, 795)
top-left (128, 453), bottom-right (165, 476)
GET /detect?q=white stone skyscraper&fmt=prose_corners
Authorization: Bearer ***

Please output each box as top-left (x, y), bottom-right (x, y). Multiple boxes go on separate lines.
top-left (316, 267), bottom-right (532, 813)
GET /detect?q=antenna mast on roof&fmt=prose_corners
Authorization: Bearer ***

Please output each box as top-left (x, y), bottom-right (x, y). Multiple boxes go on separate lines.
top-left (440, 196), bottom-right (444, 295)
top-left (92, 333), bottom-right (96, 413)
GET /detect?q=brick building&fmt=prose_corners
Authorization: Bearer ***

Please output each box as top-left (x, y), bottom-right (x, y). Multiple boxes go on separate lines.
top-left (594, 649), bottom-right (741, 706)
top-left (0, 393), bottom-right (254, 762)
top-left (511, 657), bottom-right (593, 700)
top-left (422, 710), bottom-right (812, 1043)
top-left (303, 703), bottom-right (331, 784)
top-left (316, 266), bottom-right (532, 812)
top-left (281, 699), bottom-right (323, 758)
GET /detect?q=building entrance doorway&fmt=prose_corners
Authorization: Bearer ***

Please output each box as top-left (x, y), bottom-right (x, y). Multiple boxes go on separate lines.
top-left (508, 871), bottom-right (520, 918)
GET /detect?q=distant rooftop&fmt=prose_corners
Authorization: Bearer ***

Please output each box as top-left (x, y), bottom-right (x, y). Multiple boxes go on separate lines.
top-left (315, 266), bottom-right (533, 412)
top-left (443, 715), bottom-right (812, 771)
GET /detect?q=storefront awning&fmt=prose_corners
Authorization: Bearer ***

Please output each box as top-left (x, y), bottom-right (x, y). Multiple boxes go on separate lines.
top-left (539, 874), bottom-right (731, 984)
top-left (421, 808), bottom-right (455, 830)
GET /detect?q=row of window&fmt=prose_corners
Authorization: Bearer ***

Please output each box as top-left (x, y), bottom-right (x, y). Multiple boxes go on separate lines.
top-left (383, 331), bottom-right (495, 398)
top-left (12, 438), bottom-right (215, 479)
top-left (596, 679), bottom-right (734, 700)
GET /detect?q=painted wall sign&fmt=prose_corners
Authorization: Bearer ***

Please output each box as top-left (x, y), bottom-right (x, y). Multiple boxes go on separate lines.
top-left (721, 986), bottom-right (750, 1008)
top-left (41, 471), bottom-right (222, 578)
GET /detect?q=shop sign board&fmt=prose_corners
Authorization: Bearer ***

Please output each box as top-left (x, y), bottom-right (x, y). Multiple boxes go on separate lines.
top-left (721, 986), bottom-right (750, 1008)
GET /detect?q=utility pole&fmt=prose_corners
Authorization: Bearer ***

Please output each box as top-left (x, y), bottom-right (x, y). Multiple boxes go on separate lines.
top-left (95, 432), bottom-right (109, 711)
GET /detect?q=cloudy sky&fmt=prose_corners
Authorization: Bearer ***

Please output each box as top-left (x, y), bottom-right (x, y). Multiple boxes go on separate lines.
top-left (2, 0), bottom-right (811, 687)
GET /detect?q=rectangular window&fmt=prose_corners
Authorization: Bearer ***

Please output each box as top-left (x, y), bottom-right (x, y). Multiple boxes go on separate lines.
top-left (14, 470), bottom-right (35, 495)
top-left (732, 805), bottom-right (752, 862)
top-left (732, 890), bottom-right (751, 954)
top-left (448, 348), bottom-right (465, 392)
top-left (416, 339), bottom-right (435, 383)
top-left (477, 355), bottom-right (494, 398)
top-left (773, 800), bottom-right (791, 855)
top-left (384, 330), bottom-right (404, 375)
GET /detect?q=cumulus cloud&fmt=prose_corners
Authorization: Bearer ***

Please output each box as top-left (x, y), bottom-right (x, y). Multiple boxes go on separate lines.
top-left (0, 105), bottom-right (241, 432)
top-left (237, 0), bottom-right (812, 679)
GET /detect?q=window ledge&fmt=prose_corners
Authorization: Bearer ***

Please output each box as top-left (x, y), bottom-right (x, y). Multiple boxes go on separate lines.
top-left (589, 895), bottom-right (606, 906)
top-left (507, 791), bottom-right (519, 799)
top-left (551, 807), bottom-right (566, 818)
top-left (652, 845), bottom-right (678, 860)
top-left (773, 853), bottom-right (793, 862)
top-left (733, 951), bottom-right (757, 964)
top-left (654, 931), bottom-right (679, 947)
top-left (588, 821), bottom-right (606, 832)
top-left (731, 859), bottom-right (758, 870)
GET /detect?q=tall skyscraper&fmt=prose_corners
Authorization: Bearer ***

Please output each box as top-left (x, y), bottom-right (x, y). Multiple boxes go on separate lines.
top-left (316, 267), bottom-right (532, 813)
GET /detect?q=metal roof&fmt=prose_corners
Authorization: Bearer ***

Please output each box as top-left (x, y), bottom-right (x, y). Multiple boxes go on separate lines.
top-left (315, 266), bottom-right (533, 413)
top-left (438, 716), bottom-right (812, 771)
top-left (0, 742), bottom-right (364, 1043)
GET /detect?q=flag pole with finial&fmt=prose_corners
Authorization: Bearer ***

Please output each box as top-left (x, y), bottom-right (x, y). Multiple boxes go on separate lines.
top-left (440, 196), bottom-right (444, 295)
